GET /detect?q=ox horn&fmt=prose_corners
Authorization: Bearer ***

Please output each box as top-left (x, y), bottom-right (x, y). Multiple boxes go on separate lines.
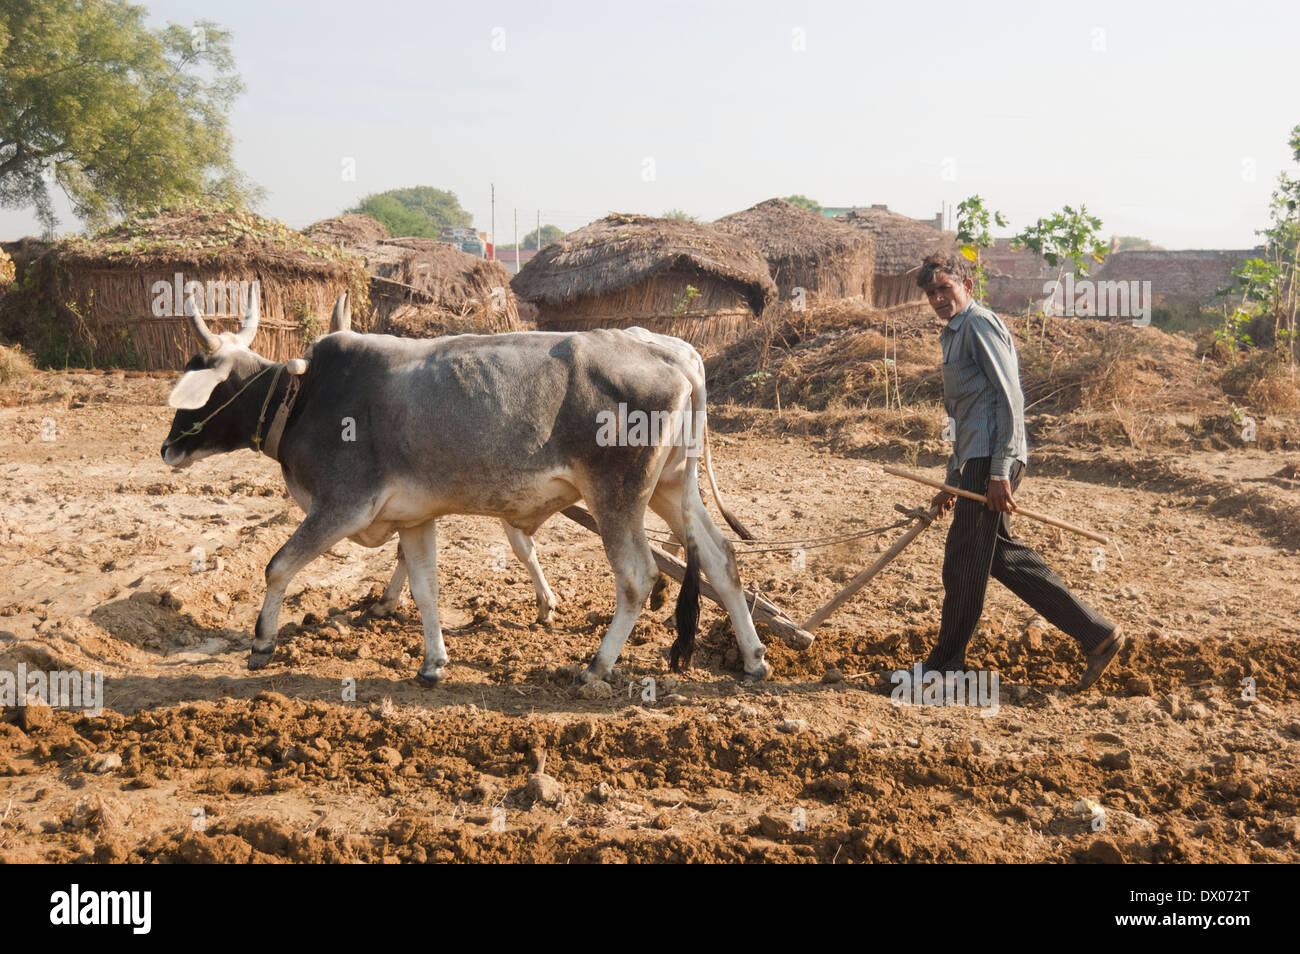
top-left (235, 284), bottom-right (260, 347)
top-left (184, 294), bottom-right (222, 353)
top-left (330, 291), bottom-right (351, 333)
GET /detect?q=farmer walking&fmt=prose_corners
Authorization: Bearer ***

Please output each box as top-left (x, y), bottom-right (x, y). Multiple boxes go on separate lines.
top-left (916, 250), bottom-right (1124, 690)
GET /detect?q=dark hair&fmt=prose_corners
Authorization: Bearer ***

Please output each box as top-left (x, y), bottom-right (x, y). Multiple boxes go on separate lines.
top-left (916, 249), bottom-right (973, 289)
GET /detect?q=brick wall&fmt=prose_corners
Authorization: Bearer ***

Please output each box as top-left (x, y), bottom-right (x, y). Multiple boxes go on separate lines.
top-left (983, 240), bottom-right (1261, 312)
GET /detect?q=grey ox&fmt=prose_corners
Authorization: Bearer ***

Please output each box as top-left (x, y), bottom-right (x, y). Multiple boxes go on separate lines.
top-left (161, 289), bottom-right (771, 684)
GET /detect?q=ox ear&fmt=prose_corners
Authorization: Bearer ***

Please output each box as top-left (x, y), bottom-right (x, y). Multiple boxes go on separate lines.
top-left (168, 358), bottom-right (234, 410)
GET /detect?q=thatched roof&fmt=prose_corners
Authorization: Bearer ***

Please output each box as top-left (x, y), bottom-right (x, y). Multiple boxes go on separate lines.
top-left (834, 206), bottom-right (957, 276)
top-left (713, 198), bottom-right (872, 260)
top-left (340, 237), bottom-right (518, 336)
top-left (57, 204), bottom-right (360, 277)
top-left (303, 213), bottom-right (391, 248)
top-left (512, 213), bottom-right (777, 315)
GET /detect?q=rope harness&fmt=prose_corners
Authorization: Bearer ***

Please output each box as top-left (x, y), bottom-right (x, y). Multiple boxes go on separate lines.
top-left (161, 365), bottom-right (277, 450)
top-left (643, 512), bottom-right (922, 555)
top-left (163, 362), bottom-right (301, 461)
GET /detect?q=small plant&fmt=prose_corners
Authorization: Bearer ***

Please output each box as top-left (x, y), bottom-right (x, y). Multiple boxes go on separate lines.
top-left (956, 195), bottom-right (1008, 301)
top-left (672, 285), bottom-right (701, 317)
top-left (1214, 308), bottom-right (1254, 365)
top-left (294, 300), bottom-right (321, 348)
top-left (1012, 204), bottom-right (1107, 340)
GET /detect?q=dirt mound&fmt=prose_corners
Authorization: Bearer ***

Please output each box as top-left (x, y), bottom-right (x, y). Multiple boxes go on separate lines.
top-left (706, 301), bottom-right (1299, 455)
top-left (4, 668), bottom-right (1297, 864)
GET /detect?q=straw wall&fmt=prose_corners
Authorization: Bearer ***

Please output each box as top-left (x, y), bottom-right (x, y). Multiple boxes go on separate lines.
top-left (533, 270), bottom-right (757, 353)
top-left (58, 265), bottom-right (359, 370)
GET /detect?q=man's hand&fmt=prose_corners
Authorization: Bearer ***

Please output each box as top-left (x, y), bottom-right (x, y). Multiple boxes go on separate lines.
top-left (986, 478), bottom-right (1016, 512)
top-left (931, 489), bottom-right (956, 517)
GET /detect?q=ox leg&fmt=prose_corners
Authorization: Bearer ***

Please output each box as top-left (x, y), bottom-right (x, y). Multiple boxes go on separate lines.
top-left (252, 508), bottom-right (372, 670)
top-left (366, 543), bottom-right (407, 618)
top-left (651, 479), bottom-right (771, 681)
top-left (501, 520), bottom-right (557, 625)
top-left (582, 513), bottom-right (658, 684)
top-left (400, 520), bottom-right (449, 686)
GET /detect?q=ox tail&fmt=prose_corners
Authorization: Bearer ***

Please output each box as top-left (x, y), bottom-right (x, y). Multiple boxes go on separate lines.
top-left (670, 543), bottom-right (701, 673)
top-left (687, 359), bottom-right (754, 541)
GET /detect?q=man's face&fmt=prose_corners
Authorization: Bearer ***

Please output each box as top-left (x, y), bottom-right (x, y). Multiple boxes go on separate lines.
top-left (923, 271), bottom-right (974, 321)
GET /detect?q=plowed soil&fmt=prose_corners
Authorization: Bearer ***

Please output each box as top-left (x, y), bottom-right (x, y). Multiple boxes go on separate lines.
top-left (2, 370), bottom-right (1299, 863)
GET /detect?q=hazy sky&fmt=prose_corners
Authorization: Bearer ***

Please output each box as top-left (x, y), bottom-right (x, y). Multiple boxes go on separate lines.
top-left (4, 0), bottom-right (1296, 248)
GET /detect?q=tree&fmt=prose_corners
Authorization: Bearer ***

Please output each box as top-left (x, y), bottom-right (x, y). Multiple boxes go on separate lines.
top-left (1114, 235), bottom-right (1160, 252)
top-left (955, 194), bottom-right (1007, 300)
top-left (661, 209), bottom-right (699, 223)
top-left (1011, 204), bottom-right (1106, 321)
top-left (783, 194), bottom-right (823, 215)
top-left (499, 224), bottom-right (564, 251)
top-left (350, 186), bottom-right (472, 237)
top-left (1227, 124), bottom-right (1299, 371)
top-left (0, 0), bottom-right (261, 234)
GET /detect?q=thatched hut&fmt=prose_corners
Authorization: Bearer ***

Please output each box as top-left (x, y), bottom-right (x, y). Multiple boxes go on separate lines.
top-left (713, 198), bottom-right (874, 305)
top-left (511, 213), bottom-right (776, 352)
top-left (834, 205), bottom-right (957, 308)
top-left (305, 216), bottom-right (519, 336)
top-left (0, 206), bottom-right (369, 370)
top-left (303, 212), bottom-right (392, 247)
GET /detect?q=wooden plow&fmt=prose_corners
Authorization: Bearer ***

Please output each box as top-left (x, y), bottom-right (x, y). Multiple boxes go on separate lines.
top-left (560, 464), bottom-right (1115, 647)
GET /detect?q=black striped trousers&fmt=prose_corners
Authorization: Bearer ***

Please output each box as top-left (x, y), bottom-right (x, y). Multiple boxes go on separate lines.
top-left (926, 456), bottom-right (1116, 669)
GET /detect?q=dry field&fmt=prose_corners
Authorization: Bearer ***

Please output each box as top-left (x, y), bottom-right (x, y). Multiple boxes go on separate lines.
top-left (1, 361), bottom-right (1299, 864)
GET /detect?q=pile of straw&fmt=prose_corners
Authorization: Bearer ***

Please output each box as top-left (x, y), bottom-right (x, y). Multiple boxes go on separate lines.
top-left (305, 217), bottom-right (519, 336)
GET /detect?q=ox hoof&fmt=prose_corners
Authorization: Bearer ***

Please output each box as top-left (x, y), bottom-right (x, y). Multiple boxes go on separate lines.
top-left (579, 664), bottom-right (613, 686)
top-left (364, 602), bottom-right (396, 620)
top-left (416, 667), bottom-right (448, 686)
top-left (248, 650), bottom-right (275, 671)
top-left (535, 604), bottom-right (556, 626)
top-left (744, 659), bottom-right (773, 683)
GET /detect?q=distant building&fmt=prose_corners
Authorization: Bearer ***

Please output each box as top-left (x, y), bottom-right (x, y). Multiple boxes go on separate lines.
top-left (822, 204), bottom-right (944, 230)
top-left (493, 248), bottom-right (539, 272)
top-left (983, 239), bottom-right (1262, 313)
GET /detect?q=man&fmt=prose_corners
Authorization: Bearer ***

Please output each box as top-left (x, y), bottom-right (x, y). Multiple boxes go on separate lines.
top-left (917, 250), bottom-right (1124, 691)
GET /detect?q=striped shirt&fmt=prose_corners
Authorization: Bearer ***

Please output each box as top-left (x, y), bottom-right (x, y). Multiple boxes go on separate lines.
top-left (940, 299), bottom-right (1028, 483)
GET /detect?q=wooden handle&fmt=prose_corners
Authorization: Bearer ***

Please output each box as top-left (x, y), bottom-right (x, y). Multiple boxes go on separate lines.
top-left (881, 465), bottom-right (1111, 546)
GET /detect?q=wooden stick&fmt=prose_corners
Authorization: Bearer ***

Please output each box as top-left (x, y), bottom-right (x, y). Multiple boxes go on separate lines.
top-left (559, 506), bottom-right (816, 649)
top-left (881, 465), bottom-right (1111, 546)
top-left (802, 502), bottom-right (940, 630)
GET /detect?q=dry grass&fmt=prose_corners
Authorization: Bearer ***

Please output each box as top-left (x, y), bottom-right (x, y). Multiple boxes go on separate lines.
top-left (705, 299), bottom-right (1283, 453)
top-left (1220, 351), bottom-right (1300, 414)
top-left (0, 341), bottom-right (35, 384)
